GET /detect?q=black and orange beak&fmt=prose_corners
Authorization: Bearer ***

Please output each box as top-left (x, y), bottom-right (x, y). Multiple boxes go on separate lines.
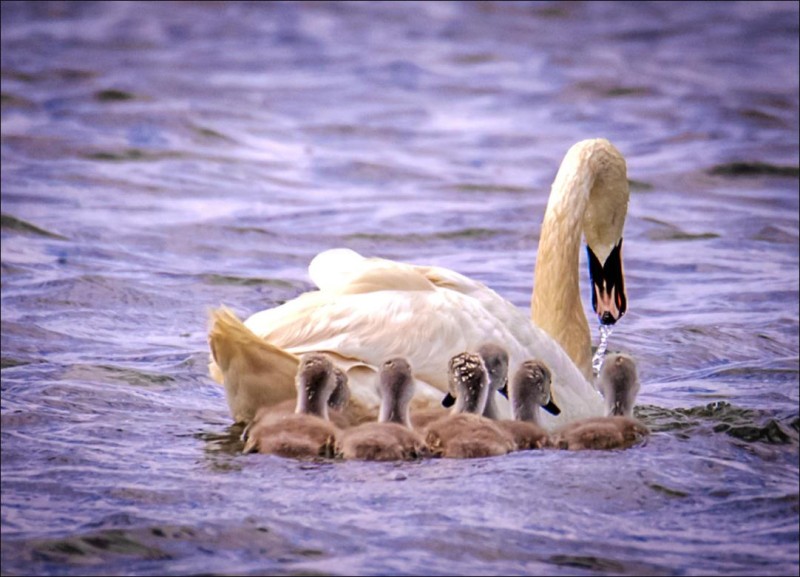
top-left (587, 239), bottom-right (627, 325)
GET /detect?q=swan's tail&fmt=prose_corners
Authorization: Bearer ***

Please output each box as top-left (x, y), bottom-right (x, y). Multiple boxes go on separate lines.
top-left (208, 306), bottom-right (299, 423)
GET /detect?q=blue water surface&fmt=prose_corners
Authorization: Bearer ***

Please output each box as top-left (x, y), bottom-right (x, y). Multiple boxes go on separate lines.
top-left (2, 2), bottom-right (798, 575)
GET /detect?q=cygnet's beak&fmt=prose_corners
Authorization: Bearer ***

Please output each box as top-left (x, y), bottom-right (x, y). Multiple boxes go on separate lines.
top-left (542, 399), bottom-right (561, 416)
top-left (498, 379), bottom-right (509, 399)
top-left (587, 239), bottom-right (627, 325)
top-left (542, 386), bottom-right (561, 415)
top-left (441, 392), bottom-right (456, 408)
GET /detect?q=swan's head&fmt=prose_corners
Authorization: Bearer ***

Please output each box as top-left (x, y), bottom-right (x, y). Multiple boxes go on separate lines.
top-left (328, 366), bottom-right (350, 410)
top-left (447, 352), bottom-right (490, 414)
top-left (379, 357), bottom-right (415, 407)
top-left (477, 343), bottom-right (509, 396)
top-left (511, 360), bottom-right (560, 418)
top-left (295, 353), bottom-right (337, 416)
top-left (597, 353), bottom-right (640, 417)
top-left (587, 240), bottom-right (627, 326)
top-left (580, 139), bottom-right (629, 326)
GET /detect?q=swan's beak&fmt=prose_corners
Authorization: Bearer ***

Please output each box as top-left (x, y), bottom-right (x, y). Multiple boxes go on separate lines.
top-left (587, 239), bottom-right (627, 325)
top-left (441, 392), bottom-right (456, 408)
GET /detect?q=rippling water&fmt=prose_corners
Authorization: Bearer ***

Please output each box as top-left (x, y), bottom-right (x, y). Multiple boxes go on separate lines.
top-left (2, 2), bottom-right (798, 575)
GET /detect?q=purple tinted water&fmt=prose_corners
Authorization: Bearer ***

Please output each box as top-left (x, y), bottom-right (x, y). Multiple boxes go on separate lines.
top-left (2, 2), bottom-right (798, 575)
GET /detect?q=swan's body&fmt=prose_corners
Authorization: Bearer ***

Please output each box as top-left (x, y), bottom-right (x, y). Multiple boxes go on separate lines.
top-left (424, 353), bottom-right (515, 459)
top-left (336, 358), bottom-right (427, 461)
top-left (243, 353), bottom-right (340, 458)
top-left (208, 138), bottom-right (630, 430)
top-left (549, 353), bottom-right (648, 450)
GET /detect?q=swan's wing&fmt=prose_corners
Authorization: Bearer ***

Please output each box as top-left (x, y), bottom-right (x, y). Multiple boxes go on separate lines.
top-left (308, 248), bottom-right (525, 329)
top-left (308, 248), bottom-right (367, 292)
top-left (308, 248), bottom-right (487, 295)
top-left (247, 289), bottom-right (488, 390)
top-left (309, 248), bottom-right (436, 294)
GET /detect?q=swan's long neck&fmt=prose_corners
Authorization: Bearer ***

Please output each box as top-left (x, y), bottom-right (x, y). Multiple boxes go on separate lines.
top-left (532, 139), bottom-right (628, 380)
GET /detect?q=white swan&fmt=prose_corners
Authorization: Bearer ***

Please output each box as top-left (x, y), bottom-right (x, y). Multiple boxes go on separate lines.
top-left (208, 138), bottom-right (630, 430)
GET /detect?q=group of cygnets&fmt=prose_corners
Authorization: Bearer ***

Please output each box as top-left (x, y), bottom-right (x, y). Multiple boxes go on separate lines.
top-left (242, 345), bottom-right (649, 461)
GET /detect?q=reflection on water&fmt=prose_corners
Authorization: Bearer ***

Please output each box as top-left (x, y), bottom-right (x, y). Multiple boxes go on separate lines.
top-left (2, 1), bottom-right (798, 575)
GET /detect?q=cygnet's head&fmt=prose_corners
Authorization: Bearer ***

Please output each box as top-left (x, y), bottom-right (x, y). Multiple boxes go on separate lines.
top-left (379, 358), bottom-right (414, 406)
top-left (295, 353), bottom-right (337, 417)
top-left (328, 367), bottom-right (350, 410)
top-left (378, 357), bottom-right (415, 425)
top-left (597, 353), bottom-right (639, 417)
top-left (477, 343), bottom-right (509, 394)
top-left (447, 352), bottom-right (490, 414)
top-left (511, 360), bottom-right (560, 421)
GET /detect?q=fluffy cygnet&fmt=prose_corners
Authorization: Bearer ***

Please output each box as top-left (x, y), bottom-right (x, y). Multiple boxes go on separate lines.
top-left (476, 343), bottom-right (510, 420)
top-left (243, 353), bottom-right (340, 458)
top-left (336, 358), bottom-right (428, 461)
top-left (424, 352), bottom-right (515, 458)
top-left (495, 359), bottom-right (555, 450)
top-left (549, 353), bottom-right (648, 450)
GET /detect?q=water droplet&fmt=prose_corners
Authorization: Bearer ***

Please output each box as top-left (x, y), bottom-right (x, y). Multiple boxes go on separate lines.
top-left (592, 324), bottom-right (614, 377)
